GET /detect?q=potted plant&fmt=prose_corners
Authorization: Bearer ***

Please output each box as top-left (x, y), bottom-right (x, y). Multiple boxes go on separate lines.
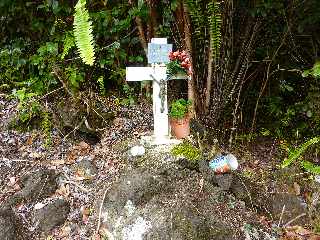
top-left (169, 98), bottom-right (192, 139)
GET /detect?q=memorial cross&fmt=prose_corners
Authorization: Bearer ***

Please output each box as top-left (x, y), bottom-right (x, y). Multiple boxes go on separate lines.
top-left (126, 38), bottom-right (187, 144)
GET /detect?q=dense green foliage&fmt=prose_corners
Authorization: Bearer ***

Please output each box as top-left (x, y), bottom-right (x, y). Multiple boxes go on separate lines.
top-left (0, 0), bottom-right (145, 95)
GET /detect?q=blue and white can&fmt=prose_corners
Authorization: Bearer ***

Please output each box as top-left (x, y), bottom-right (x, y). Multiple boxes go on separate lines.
top-left (209, 154), bottom-right (239, 173)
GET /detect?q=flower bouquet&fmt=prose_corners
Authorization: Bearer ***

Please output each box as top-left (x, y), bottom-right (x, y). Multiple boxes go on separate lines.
top-left (166, 50), bottom-right (192, 77)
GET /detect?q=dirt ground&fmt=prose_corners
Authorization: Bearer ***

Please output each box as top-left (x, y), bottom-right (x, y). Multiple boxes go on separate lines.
top-left (0, 94), bottom-right (319, 240)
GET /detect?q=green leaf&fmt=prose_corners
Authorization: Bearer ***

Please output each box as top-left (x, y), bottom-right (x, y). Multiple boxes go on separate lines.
top-left (306, 110), bottom-right (312, 118)
top-left (281, 137), bottom-right (320, 168)
top-left (169, 99), bottom-right (192, 119)
top-left (73, 0), bottom-right (95, 66)
top-left (61, 32), bottom-right (75, 59)
top-left (302, 69), bottom-right (311, 77)
top-left (301, 161), bottom-right (320, 174)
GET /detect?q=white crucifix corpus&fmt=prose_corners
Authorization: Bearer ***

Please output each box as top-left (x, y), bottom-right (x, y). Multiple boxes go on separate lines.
top-left (126, 38), bottom-right (172, 144)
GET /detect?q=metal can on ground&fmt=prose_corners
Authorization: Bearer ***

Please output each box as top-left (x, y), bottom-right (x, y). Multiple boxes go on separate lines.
top-left (209, 154), bottom-right (238, 173)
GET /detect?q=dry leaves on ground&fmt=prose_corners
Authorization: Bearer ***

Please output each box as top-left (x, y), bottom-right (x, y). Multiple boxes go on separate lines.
top-left (282, 226), bottom-right (320, 240)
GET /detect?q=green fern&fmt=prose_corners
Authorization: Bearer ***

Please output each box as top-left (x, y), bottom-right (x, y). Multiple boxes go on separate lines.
top-left (208, 1), bottom-right (222, 59)
top-left (73, 0), bottom-right (95, 66)
top-left (97, 76), bottom-right (106, 95)
top-left (185, 0), bottom-right (205, 39)
top-left (302, 61), bottom-right (320, 79)
top-left (61, 31), bottom-right (75, 59)
top-left (301, 161), bottom-right (320, 174)
top-left (41, 110), bottom-right (52, 147)
top-left (281, 136), bottom-right (320, 168)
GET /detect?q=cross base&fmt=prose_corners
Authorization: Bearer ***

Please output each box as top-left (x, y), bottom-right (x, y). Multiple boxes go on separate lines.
top-left (140, 135), bottom-right (182, 146)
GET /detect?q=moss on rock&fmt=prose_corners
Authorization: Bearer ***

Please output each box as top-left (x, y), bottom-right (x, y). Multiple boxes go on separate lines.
top-left (171, 141), bottom-right (202, 162)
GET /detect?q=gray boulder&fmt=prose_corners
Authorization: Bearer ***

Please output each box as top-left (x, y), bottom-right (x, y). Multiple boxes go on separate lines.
top-left (32, 198), bottom-right (70, 233)
top-left (0, 209), bottom-right (26, 240)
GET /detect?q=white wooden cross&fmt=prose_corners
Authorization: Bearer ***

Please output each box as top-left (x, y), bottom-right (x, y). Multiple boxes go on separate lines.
top-left (126, 38), bottom-right (187, 144)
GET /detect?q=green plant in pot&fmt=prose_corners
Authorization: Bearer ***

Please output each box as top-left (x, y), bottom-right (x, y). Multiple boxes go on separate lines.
top-left (169, 98), bottom-right (192, 139)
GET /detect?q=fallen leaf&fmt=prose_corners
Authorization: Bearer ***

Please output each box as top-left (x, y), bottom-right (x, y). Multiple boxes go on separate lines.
top-left (29, 152), bottom-right (42, 159)
top-left (78, 141), bottom-right (90, 149)
top-left (293, 182), bottom-right (301, 196)
top-left (8, 177), bottom-right (16, 186)
top-left (74, 141), bottom-right (91, 154)
top-left (64, 141), bottom-right (91, 164)
top-left (26, 136), bottom-right (33, 145)
top-left (51, 159), bottom-right (65, 166)
top-left (74, 169), bottom-right (93, 181)
top-left (56, 184), bottom-right (70, 198)
top-left (81, 206), bottom-right (90, 224)
top-left (65, 152), bottom-right (77, 164)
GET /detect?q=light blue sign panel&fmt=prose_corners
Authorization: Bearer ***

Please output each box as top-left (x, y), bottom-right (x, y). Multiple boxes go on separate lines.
top-left (147, 43), bottom-right (172, 64)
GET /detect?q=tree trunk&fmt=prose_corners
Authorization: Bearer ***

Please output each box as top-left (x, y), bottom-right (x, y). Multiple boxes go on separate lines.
top-left (182, 2), bottom-right (195, 115)
top-left (205, 39), bottom-right (214, 112)
top-left (146, 0), bottom-right (159, 39)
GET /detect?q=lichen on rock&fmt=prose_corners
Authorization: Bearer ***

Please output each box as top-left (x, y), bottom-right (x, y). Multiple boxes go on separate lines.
top-left (96, 143), bottom-right (271, 239)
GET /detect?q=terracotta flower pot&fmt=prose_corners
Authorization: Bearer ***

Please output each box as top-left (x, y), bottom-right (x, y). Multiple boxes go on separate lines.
top-left (170, 116), bottom-right (190, 139)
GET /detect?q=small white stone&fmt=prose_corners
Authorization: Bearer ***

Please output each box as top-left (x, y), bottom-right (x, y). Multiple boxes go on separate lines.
top-left (130, 146), bottom-right (145, 157)
top-left (101, 211), bottom-right (109, 223)
top-left (8, 177), bottom-right (16, 185)
top-left (34, 202), bottom-right (46, 210)
top-left (315, 175), bottom-right (320, 184)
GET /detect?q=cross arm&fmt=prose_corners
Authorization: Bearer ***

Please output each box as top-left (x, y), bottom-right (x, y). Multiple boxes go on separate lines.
top-left (126, 67), bottom-right (159, 82)
top-left (126, 66), bottom-right (188, 82)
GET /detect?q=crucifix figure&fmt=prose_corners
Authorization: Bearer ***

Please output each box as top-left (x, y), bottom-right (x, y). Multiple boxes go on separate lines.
top-left (126, 38), bottom-right (186, 144)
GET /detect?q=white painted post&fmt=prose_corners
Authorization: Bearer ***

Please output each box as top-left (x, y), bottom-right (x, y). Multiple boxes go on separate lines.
top-left (150, 38), bottom-right (169, 143)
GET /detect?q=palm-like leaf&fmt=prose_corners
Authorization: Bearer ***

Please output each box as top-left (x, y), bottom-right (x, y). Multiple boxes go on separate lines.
top-left (73, 0), bottom-right (95, 66)
top-left (208, 1), bottom-right (222, 60)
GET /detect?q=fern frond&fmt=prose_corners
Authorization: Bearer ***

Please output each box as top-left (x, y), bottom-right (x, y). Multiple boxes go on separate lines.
top-left (185, 0), bottom-right (205, 40)
top-left (208, 1), bottom-right (222, 60)
top-left (281, 136), bottom-right (320, 168)
top-left (301, 161), bottom-right (320, 174)
top-left (61, 31), bottom-right (75, 60)
top-left (73, 0), bottom-right (95, 66)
